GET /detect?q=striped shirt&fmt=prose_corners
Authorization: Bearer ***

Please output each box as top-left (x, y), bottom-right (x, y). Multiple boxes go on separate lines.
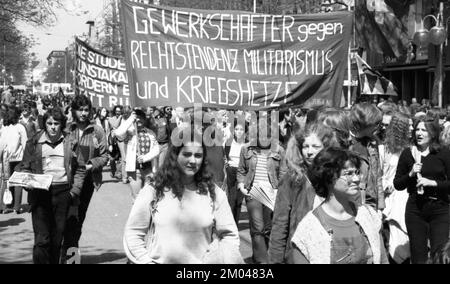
top-left (253, 149), bottom-right (270, 184)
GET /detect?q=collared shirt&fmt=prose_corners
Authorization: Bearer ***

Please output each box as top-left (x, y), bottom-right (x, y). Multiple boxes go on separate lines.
top-left (39, 133), bottom-right (68, 185)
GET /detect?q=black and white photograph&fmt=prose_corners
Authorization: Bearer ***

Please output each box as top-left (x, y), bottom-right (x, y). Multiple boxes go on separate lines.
top-left (0, 0), bottom-right (450, 268)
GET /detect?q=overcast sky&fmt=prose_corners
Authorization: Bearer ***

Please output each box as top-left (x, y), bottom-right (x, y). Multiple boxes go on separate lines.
top-left (19, 0), bottom-right (104, 63)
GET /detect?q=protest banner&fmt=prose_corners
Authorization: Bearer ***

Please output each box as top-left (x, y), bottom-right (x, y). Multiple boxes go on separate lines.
top-left (120, 0), bottom-right (353, 109)
top-left (74, 37), bottom-right (130, 108)
top-left (41, 83), bottom-right (72, 94)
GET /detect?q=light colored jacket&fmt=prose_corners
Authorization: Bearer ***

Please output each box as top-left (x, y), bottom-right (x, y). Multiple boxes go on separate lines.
top-left (291, 204), bottom-right (385, 264)
top-left (115, 116), bottom-right (159, 172)
top-left (0, 124), bottom-right (27, 162)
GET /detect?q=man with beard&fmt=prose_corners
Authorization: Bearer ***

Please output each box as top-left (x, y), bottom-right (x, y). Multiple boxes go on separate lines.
top-left (62, 95), bottom-right (108, 263)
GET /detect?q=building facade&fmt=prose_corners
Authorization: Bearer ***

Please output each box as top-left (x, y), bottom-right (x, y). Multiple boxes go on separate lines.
top-left (368, 0), bottom-right (450, 106)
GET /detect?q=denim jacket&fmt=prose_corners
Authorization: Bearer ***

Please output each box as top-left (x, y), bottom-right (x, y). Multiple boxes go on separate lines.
top-left (268, 168), bottom-right (320, 263)
top-left (236, 142), bottom-right (286, 190)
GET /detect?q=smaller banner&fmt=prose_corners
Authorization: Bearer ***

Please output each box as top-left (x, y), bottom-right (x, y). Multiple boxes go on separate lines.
top-left (74, 37), bottom-right (130, 108)
top-left (355, 54), bottom-right (397, 96)
top-left (41, 83), bottom-right (72, 94)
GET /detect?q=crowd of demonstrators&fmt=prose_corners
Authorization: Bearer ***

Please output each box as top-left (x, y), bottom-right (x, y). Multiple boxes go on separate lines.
top-left (2, 83), bottom-right (450, 265)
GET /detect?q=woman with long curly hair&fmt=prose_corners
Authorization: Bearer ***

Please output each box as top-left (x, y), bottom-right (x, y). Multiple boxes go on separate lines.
top-left (269, 121), bottom-right (347, 263)
top-left (379, 112), bottom-right (411, 263)
top-left (123, 127), bottom-right (242, 264)
top-left (394, 116), bottom-right (450, 263)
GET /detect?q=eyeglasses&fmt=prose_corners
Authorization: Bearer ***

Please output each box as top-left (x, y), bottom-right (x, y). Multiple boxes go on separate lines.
top-left (339, 169), bottom-right (361, 182)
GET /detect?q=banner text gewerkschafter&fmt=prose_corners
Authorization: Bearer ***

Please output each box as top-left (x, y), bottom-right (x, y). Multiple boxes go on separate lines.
top-left (120, 0), bottom-right (353, 109)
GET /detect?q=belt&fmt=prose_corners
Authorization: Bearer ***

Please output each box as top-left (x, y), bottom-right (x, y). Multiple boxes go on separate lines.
top-left (158, 141), bottom-right (168, 145)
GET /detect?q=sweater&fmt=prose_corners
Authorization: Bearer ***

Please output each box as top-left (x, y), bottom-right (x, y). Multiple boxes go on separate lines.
top-left (123, 184), bottom-right (242, 264)
top-left (394, 147), bottom-right (450, 202)
top-left (291, 204), bottom-right (385, 264)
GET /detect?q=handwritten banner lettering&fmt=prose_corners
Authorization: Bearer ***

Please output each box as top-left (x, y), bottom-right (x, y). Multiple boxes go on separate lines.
top-left (74, 38), bottom-right (130, 108)
top-left (120, 0), bottom-right (353, 109)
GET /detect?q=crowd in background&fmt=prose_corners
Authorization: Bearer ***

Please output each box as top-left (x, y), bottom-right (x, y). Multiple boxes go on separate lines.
top-left (1, 84), bottom-right (450, 264)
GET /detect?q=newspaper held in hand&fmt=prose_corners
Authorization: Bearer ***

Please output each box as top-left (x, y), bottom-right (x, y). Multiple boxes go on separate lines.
top-left (8, 172), bottom-right (53, 191)
top-left (249, 181), bottom-right (278, 211)
top-left (411, 146), bottom-right (424, 195)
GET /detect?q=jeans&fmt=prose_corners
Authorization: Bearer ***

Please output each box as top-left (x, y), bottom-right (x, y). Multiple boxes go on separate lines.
top-left (63, 175), bottom-right (94, 254)
top-left (110, 156), bottom-right (121, 179)
top-left (117, 141), bottom-right (127, 182)
top-left (10, 161), bottom-right (23, 211)
top-left (245, 196), bottom-right (273, 264)
top-left (226, 166), bottom-right (244, 225)
top-left (30, 187), bottom-right (71, 264)
top-left (127, 167), bottom-right (152, 201)
top-left (405, 194), bottom-right (450, 264)
top-left (156, 142), bottom-right (169, 168)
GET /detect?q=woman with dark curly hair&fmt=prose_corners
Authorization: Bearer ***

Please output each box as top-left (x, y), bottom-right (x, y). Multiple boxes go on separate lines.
top-left (394, 115), bottom-right (450, 264)
top-left (379, 112), bottom-right (411, 263)
top-left (123, 127), bottom-right (242, 264)
top-left (291, 147), bottom-right (388, 264)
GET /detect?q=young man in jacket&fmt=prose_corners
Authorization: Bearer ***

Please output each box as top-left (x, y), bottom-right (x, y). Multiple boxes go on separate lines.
top-left (19, 108), bottom-right (78, 264)
top-left (62, 95), bottom-right (108, 262)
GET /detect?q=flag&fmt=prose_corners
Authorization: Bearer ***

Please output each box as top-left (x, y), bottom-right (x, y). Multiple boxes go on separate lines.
top-left (355, 0), bottom-right (410, 58)
top-left (355, 54), bottom-right (398, 96)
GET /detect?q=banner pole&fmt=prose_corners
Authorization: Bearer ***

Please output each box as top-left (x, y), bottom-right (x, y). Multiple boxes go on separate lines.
top-left (253, 0), bottom-right (256, 13)
top-left (347, 4), bottom-right (352, 109)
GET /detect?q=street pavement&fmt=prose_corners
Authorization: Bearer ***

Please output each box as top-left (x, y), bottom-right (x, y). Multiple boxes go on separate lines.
top-left (0, 170), bottom-right (253, 264)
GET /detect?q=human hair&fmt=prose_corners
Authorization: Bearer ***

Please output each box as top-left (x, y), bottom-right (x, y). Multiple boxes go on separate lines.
top-left (427, 107), bottom-right (445, 121)
top-left (112, 105), bottom-right (123, 114)
top-left (429, 239), bottom-right (450, 264)
top-left (96, 107), bottom-right (109, 120)
top-left (3, 105), bottom-right (21, 126)
top-left (71, 95), bottom-right (92, 111)
top-left (122, 106), bottom-right (132, 120)
top-left (153, 126), bottom-right (216, 204)
top-left (305, 105), bottom-right (328, 125)
top-left (378, 101), bottom-right (398, 115)
top-left (43, 107), bottom-right (67, 134)
top-left (71, 95), bottom-right (92, 122)
top-left (284, 122), bottom-right (338, 176)
top-left (440, 125), bottom-right (450, 149)
top-left (413, 116), bottom-right (441, 153)
top-left (350, 102), bottom-right (383, 134)
top-left (232, 117), bottom-right (248, 143)
top-left (311, 147), bottom-right (361, 199)
top-left (385, 112), bottom-right (411, 154)
top-left (317, 109), bottom-right (352, 149)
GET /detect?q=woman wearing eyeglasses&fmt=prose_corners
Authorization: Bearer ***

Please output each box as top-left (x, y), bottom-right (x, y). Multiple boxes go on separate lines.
top-left (394, 116), bottom-right (450, 264)
top-left (291, 147), bottom-right (388, 264)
